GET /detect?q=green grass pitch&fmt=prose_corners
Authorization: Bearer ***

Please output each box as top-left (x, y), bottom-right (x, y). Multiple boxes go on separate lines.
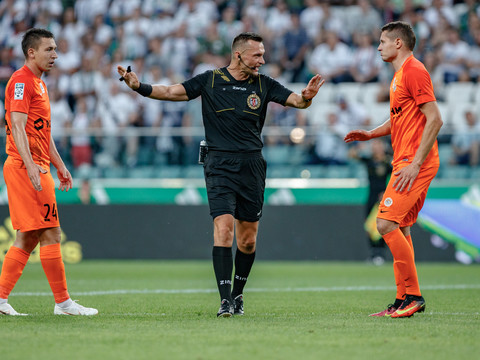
top-left (1, 260), bottom-right (479, 360)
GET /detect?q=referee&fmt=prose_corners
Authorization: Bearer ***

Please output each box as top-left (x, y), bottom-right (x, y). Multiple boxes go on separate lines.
top-left (118, 32), bottom-right (324, 317)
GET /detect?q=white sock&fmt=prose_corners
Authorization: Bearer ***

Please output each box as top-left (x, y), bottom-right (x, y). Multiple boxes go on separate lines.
top-left (0, 298), bottom-right (7, 305)
top-left (57, 298), bottom-right (73, 309)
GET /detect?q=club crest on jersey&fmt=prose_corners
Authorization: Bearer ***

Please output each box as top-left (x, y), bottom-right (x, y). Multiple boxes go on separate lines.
top-left (247, 93), bottom-right (261, 110)
top-left (384, 197), bottom-right (393, 207)
top-left (14, 83), bottom-right (24, 100)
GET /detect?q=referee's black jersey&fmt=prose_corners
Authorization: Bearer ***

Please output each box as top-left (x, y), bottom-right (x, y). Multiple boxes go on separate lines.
top-left (182, 67), bottom-right (293, 152)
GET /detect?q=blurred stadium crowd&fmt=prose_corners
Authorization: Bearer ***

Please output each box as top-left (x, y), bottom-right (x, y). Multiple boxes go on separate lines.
top-left (0, 0), bottom-right (479, 180)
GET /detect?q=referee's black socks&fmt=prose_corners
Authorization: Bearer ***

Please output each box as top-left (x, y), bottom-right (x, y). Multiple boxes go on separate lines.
top-left (232, 249), bottom-right (256, 299)
top-left (212, 246), bottom-right (233, 302)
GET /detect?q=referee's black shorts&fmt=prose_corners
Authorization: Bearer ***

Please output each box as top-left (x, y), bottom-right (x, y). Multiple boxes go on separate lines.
top-left (204, 150), bottom-right (267, 222)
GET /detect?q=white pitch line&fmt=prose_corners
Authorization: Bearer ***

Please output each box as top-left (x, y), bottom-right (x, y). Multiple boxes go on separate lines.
top-left (10, 283), bottom-right (480, 297)
top-left (104, 311), bottom-right (480, 317)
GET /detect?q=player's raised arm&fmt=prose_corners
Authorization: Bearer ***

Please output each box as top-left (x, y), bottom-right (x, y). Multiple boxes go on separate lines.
top-left (117, 65), bottom-right (189, 102)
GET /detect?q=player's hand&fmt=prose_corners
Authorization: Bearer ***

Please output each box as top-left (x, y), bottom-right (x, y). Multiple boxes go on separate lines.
top-left (57, 167), bottom-right (73, 192)
top-left (117, 65), bottom-right (140, 90)
top-left (344, 130), bottom-right (372, 143)
top-left (27, 164), bottom-right (47, 191)
top-left (392, 163), bottom-right (420, 192)
top-left (301, 74), bottom-right (325, 101)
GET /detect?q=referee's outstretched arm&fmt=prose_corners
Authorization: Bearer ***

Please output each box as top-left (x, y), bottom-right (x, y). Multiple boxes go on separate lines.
top-left (284, 73), bottom-right (325, 109)
top-left (117, 65), bottom-right (189, 102)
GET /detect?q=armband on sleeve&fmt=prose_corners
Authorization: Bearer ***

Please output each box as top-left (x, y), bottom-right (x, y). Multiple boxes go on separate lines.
top-left (134, 83), bottom-right (153, 97)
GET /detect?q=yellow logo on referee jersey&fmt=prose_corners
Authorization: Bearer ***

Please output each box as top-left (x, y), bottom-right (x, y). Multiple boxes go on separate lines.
top-left (247, 93), bottom-right (261, 110)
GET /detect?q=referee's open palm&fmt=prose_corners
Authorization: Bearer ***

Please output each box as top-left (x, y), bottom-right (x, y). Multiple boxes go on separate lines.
top-left (302, 74), bottom-right (324, 100)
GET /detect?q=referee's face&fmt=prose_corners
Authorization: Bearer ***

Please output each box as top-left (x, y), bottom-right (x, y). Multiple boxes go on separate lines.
top-left (239, 40), bottom-right (265, 76)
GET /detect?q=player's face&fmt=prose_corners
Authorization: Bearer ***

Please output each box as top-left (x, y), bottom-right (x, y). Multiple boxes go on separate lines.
top-left (33, 37), bottom-right (58, 72)
top-left (377, 31), bottom-right (397, 63)
top-left (240, 40), bottom-right (265, 76)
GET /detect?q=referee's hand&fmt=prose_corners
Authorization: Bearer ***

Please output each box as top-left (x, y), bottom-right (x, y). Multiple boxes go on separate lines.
top-left (117, 65), bottom-right (139, 90)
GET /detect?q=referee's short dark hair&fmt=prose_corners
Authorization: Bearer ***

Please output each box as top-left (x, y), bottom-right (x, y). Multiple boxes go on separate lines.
top-left (232, 32), bottom-right (263, 51)
top-left (22, 28), bottom-right (55, 57)
top-left (381, 21), bottom-right (416, 51)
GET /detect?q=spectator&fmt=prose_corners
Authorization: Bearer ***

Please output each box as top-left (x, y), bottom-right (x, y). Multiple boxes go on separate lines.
top-left (372, 0), bottom-right (396, 24)
top-left (59, 7), bottom-right (86, 52)
top-left (32, 9), bottom-right (61, 37)
top-left (450, 110), bottom-right (480, 167)
top-left (50, 86), bottom-right (73, 163)
top-left (437, 26), bottom-right (470, 83)
top-left (92, 14), bottom-right (114, 47)
top-left (423, 51), bottom-right (445, 97)
top-left (157, 99), bottom-right (191, 165)
top-left (122, 6), bottom-right (150, 59)
top-left (70, 97), bottom-right (93, 168)
top-left (334, 94), bottom-right (371, 130)
top-left (264, 102), bottom-right (307, 146)
top-left (310, 113), bottom-right (349, 165)
top-left (348, 0), bottom-right (383, 41)
top-left (173, 0), bottom-right (217, 39)
top-left (401, 7), bottom-right (430, 56)
top-left (198, 23), bottom-right (231, 62)
top-left (0, 47), bottom-right (16, 97)
top-left (149, 9), bottom-right (175, 38)
top-left (458, 0), bottom-right (480, 44)
top-left (308, 30), bottom-right (353, 84)
top-left (161, 23), bottom-right (198, 78)
top-left (281, 11), bottom-right (310, 83)
top-left (74, 0), bottom-right (110, 25)
top-left (467, 28), bottom-right (480, 82)
top-left (54, 37), bottom-right (81, 75)
top-left (144, 37), bottom-right (169, 71)
top-left (217, 5), bottom-right (244, 46)
top-left (349, 32), bottom-right (383, 83)
top-left (299, 0), bottom-right (324, 42)
top-left (70, 54), bottom-right (101, 111)
top-left (423, 0), bottom-right (458, 30)
top-left (108, 0), bottom-right (142, 25)
top-left (320, 2), bottom-right (350, 44)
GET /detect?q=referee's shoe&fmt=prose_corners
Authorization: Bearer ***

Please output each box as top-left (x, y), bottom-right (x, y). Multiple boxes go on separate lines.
top-left (217, 299), bottom-right (234, 317)
top-left (233, 294), bottom-right (244, 316)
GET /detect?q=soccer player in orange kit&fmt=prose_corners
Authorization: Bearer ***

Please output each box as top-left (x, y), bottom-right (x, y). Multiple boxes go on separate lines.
top-left (344, 21), bottom-right (443, 318)
top-left (0, 28), bottom-right (97, 316)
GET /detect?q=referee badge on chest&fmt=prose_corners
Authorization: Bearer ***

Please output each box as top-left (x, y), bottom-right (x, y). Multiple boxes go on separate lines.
top-left (247, 93), bottom-right (261, 110)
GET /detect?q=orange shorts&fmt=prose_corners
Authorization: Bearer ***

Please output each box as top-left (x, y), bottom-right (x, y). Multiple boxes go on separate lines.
top-left (377, 164), bottom-right (438, 227)
top-left (3, 156), bottom-right (60, 232)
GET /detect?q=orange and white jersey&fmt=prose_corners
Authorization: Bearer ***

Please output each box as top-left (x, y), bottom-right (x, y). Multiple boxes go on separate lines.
top-left (5, 65), bottom-right (51, 167)
top-left (389, 55), bottom-right (439, 169)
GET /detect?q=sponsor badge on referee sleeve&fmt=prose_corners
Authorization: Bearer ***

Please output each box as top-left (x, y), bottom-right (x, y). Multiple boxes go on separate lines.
top-left (14, 83), bottom-right (25, 100)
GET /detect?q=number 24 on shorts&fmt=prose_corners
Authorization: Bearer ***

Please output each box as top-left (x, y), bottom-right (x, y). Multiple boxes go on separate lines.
top-left (43, 203), bottom-right (58, 221)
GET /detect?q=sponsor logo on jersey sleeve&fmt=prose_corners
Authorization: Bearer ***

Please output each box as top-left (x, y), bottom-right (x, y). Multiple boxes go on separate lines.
top-left (14, 83), bottom-right (25, 100)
